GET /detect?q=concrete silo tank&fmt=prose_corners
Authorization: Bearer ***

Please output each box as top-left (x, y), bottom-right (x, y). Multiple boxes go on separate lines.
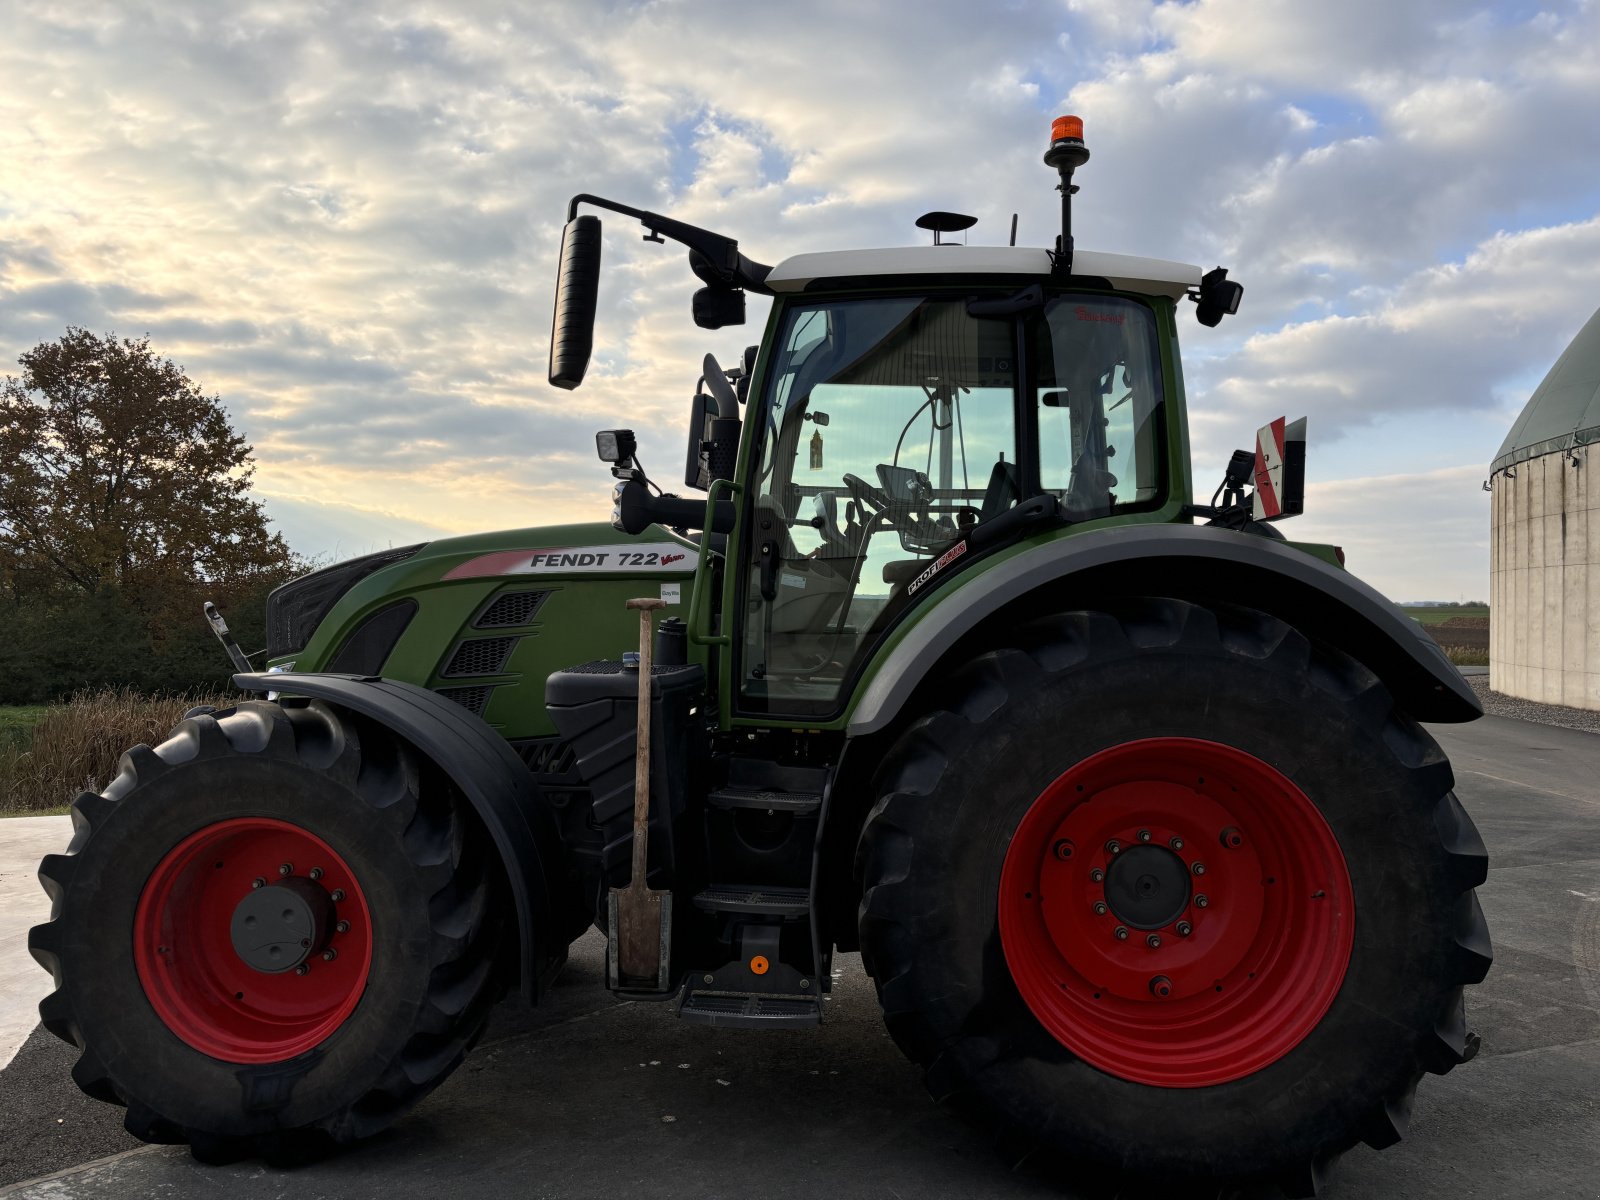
top-left (1489, 304), bottom-right (1600, 708)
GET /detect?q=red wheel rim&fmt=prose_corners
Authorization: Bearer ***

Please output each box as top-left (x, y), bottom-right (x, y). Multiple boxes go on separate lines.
top-left (133, 818), bottom-right (373, 1063)
top-left (998, 737), bottom-right (1354, 1087)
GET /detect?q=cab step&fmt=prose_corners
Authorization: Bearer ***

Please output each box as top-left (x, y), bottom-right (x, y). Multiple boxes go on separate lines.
top-left (692, 886), bottom-right (810, 916)
top-left (677, 989), bottom-right (822, 1028)
top-left (706, 785), bottom-right (822, 815)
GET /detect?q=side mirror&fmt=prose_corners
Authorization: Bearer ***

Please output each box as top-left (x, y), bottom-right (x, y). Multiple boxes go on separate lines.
top-left (549, 215), bottom-right (603, 389)
top-left (693, 286), bottom-right (745, 330)
top-left (596, 428), bottom-right (637, 464)
top-left (1195, 266), bottom-right (1243, 328)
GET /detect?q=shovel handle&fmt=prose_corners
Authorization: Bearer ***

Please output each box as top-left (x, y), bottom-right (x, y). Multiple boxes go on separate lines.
top-left (626, 598), bottom-right (667, 885)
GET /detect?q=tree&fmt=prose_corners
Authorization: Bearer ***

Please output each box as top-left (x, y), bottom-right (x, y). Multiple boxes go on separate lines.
top-left (0, 328), bottom-right (292, 600)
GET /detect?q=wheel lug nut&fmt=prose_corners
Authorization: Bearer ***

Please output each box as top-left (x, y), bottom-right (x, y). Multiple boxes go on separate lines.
top-left (1220, 826), bottom-right (1244, 850)
top-left (278, 862), bottom-right (293, 877)
top-left (1195, 894), bottom-right (1209, 908)
top-left (1053, 840), bottom-right (1075, 861)
top-left (1093, 901), bottom-right (1108, 916)
top-left (331, 889), bottom-right (345, 902)
top-left (1169, 836), bottom-right (1185, 851)
top-left (336, 920), bottom-right (350, 934)
top-left (1192, 862), bottom-right (1207, 876)
top-left (309, 867), bottom-right (324, 881)
top-left (1089, 868), bottom-right (1105, 883)
top-left (1105, 839), bottom-right (1122, 855)
top-left (1137, 829), bottom-right (1151, 842)
top-left (251, 877), bottom-right (266, 890)
top-left (1176, 920), bottom-right (1193, 936)
top-left (322, 948), bottom-right (338, 962)
top-left (1149, 974), bottom-right (1173, 998)
top-left (295, 964), bottom-right (310, 976)
top-left (1113, 926), bottom-right (1130, 941)
top-left (1146, 934), bottom-right (1162, 949)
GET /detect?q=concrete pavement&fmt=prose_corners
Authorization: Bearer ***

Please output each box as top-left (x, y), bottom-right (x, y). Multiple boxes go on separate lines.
top-left (1, 716), bottom-right (1596, 1198)
top-left (0, 816), bottom-right (72, 1070)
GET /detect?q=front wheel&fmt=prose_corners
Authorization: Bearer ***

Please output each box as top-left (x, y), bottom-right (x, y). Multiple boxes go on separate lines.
top-left (29, 700), bottom-right (509, 1162)
top-left (856, 600), bottom-right (1491, 1195)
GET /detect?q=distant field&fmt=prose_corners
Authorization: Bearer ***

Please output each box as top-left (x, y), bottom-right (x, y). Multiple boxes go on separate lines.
top-left (1410, 607), bottom-right (1491, 666)
top-left (1407, 605), bottom-right (1490, 626)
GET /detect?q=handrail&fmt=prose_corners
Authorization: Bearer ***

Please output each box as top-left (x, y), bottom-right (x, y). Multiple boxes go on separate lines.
top-left (688, 477), bottom-right (742, 646)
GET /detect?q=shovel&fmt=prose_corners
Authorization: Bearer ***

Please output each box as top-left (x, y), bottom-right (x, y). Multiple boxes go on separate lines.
top-left (610, 597), bottom-right (672, 988)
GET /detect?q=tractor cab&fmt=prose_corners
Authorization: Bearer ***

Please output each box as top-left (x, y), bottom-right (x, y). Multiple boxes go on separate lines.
top-left (558, 117), bottom-right (1242, 722)
top-left (735, 278), bottom-right (1174, 714)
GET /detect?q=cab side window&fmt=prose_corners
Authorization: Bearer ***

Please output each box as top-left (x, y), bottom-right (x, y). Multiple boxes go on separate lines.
top-left (1034, 297), bottom-right (1165, 520)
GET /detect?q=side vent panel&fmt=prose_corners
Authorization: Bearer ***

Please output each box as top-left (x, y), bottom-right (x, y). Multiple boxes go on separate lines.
top-left (435, 685), bottom-right (493, 717)
top-left (442, 636), bottom-right (518, 678)
top-left (475, 590), bottom-right (550, 629)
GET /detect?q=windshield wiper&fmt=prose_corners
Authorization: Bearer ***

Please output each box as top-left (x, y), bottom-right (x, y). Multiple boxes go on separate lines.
top-left (966, 283), bottom-right (1045, 318)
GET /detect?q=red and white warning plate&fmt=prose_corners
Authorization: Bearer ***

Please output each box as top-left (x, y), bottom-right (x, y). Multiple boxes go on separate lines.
top-left (1252, 416), bottom-right (1306, 521)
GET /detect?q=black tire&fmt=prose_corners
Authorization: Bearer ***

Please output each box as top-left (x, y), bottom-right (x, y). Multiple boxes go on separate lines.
top-left (856, 599), bottom-right (1491, 1196)
top-left (28, 699), bottom-right (510, 1163)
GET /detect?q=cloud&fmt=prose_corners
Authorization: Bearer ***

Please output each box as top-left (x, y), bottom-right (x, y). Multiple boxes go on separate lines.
top-left (1186, 215), bottom-right (1600, 477)
top-left (1, 0), bottom-right (1596, 605)
top-left (1291, 463), bottom-right (1490, 603)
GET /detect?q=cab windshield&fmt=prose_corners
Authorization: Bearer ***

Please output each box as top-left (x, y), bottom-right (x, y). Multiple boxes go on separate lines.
top-left (740, 291), bottom-right (1165, 715)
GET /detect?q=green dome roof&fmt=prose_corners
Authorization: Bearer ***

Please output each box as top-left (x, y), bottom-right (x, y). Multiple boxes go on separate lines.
top-left (1493, 304), bottom-right (1600, 471)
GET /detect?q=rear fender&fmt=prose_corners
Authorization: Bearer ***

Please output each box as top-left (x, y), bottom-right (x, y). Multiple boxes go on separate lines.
top-left (848, 523), bottom-right (1481, 736)
top-left (233, 672), bottom-right (566, 1001)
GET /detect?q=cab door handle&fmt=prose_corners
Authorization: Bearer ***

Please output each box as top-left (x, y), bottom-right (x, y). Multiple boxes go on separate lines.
top-left (758, 538), bottom-right (780, 601)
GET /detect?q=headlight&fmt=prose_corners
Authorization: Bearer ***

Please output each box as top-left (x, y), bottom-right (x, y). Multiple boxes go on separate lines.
top-left (266, 545), bottom-right (425, 658)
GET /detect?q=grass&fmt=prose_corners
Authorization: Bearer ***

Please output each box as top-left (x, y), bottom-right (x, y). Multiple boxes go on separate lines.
top-left (0, 688), bottom-right (234, 816)
top-left (1442, 646), bottom-right (1490, 667)
top-left (0, 705), bottom-right (48, 744)
top-left (1407, 605), bottom-right (1490, 626)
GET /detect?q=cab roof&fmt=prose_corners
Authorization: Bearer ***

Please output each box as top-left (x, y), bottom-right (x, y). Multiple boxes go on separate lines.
top-left (764, 245), bottom-right (1202, 299)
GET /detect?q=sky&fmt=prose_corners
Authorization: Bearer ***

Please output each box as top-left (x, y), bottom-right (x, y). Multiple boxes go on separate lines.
top-left (4, 0), bottom-right (1599, 602)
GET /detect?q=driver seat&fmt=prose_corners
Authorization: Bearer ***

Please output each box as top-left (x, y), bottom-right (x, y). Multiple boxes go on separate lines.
top-left (978, 457), bottom-right (1019, 521)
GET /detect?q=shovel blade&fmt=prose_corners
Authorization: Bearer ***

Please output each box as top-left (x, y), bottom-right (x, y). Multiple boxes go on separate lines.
top-left (610, 884), bottom-right (672, 989)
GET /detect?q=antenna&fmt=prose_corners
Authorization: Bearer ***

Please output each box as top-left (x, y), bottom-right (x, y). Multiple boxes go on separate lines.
top-left (915, 211), bottom-right (978, 246)
top-left (1009, 213), bottom-right (1018, 246)
top-left (1043, 115), bottom-right (1090, 273)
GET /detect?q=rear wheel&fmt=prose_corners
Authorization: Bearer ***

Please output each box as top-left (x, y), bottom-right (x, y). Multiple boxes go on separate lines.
top-left (29, 699), bottom-right (509, 1162)
top-left (856, 600), bottom-right (1491, 1195)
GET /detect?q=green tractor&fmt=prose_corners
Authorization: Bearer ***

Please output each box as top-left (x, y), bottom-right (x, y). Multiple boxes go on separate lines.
top-left (31, 117), bottom-right (1490, 1195)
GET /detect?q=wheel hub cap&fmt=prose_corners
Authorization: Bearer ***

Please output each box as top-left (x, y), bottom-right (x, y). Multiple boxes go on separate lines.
top-left (229, 878), bottom-right (335, 974)
top-left (1103, 845), bottom-right (1190, 930)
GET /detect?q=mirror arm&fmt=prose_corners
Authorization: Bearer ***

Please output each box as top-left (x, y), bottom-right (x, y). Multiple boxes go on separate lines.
top-left (613, 478), bottom-right (736, 535)
top-left (566, 194), bottom-right (774, 294)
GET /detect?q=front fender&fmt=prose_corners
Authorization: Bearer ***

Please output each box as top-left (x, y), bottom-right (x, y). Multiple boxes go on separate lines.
top-left (847, 524), bottom-right (1480, 735)
top-left (233, 672), bottom-right (567, 1001)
